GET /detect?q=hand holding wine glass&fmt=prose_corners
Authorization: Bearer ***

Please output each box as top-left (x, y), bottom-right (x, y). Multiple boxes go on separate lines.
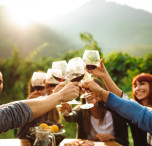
top-left (80, 72), bottom-right (94, 109)
top-left (86, 59), bottom-right (108, 79)
top-left (60, 102), bottom-right (72, 116)
top-left (82, 50), bottom-right (100, 71)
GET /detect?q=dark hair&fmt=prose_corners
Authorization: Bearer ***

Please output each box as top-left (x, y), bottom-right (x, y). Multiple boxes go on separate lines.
top-left (132, 73), bottom-right (152, 105)
top-left (82, 78), bottom-right (107, 134)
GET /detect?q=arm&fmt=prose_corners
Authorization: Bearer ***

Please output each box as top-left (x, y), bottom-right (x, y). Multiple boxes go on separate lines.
top-left (0, 83), bottom-right (79, 133)
top-left (82, 79), bottom-right (152, 135)
top-left (87, 59), bottom-right (122, 97)
top-left (25, 83), bottom-right (79, 119)
top-left (0, 102), bottom-right (33, 133)
top-left (106, 93), bottom-right (152, 135)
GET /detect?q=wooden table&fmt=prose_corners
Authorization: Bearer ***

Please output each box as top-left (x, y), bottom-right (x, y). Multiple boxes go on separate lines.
top-left (0, 138), bottom-right (122, 146)
top-left (60, 139), bottom-right (122, 146)
top-left (0, 139), bottom-right (31, 146)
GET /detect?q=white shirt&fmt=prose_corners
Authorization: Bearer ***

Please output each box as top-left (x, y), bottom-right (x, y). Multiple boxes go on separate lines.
top-left (88, 111), bottom-right (114, 140)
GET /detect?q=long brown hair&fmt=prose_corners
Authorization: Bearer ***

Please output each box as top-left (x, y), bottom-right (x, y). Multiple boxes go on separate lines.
top-left (82, 78), bottom-right (107, 134)
top-left (132, 73), bottom-right (152, 105)
top-left (27, 71), bottom-right (61, 123)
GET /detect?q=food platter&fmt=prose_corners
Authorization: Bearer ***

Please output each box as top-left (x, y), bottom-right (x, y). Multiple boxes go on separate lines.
top-left (59, 139), bottom-right (105, 146)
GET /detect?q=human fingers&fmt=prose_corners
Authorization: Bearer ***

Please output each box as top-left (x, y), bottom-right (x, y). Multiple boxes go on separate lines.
top-left (99, 58), bottom-right (103, 67)
top-left (61, 84), bottom-right (79, 102)
top-left (53, 83), bottom-right (65, 93)
top-left (61, 102), bottom-right (71, 112)
top-left (61, 102), bottom-right (72, 110)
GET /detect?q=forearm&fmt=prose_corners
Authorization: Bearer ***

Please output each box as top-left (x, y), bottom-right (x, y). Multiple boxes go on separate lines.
top-left (102, 71), bottom-right (122, 97)
top-left (24, 92), bottom-right (62, 119)
top-left (105, 92), bottom-right (152, 134)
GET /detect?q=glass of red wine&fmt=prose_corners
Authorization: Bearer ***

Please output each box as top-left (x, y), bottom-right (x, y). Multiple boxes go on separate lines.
top-left (31, 72), bottom-right (46, 91)
top-left (82, 50), bottom-right (100, 71)
top-left (45, 69), bottom-right (59, 94)
top-left (52, 60), bottom-right (67, 82)
top-left (66, 57), bottom-right (85, 82)
top-left (65, 57), bottom-right (85, 105)
top-left (46, 69), bottom-right (59, 87)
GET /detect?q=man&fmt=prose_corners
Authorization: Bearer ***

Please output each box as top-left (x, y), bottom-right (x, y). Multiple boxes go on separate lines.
top-left (0, 71), bottom-right (3, 93)
top-left (0, 82), bottom-right (79, 133)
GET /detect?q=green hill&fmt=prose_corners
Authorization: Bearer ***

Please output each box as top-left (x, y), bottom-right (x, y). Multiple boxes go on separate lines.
top-left (0, 6), bottom-right (75, 58)
top-left (0, 0), bottom-right (152, 58)
top-left (48, 0), bottom-right (152, 55)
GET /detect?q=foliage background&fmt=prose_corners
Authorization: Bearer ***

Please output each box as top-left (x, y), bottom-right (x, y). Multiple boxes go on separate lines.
top-left (0, 33), bottom-right (152, 146)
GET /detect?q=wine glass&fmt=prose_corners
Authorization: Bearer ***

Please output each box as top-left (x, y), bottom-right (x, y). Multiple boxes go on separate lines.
top-left (82, 50), bottom-right (100, 71)
top-left (52, 60), bottom-right (67, 82)
top-left (66, 57), bottom-right (85, 82)
top-left (80, 71), bottom-right (94, 109)
top-left (45, 69), bottom-right (59, 95)
top-left (66, 57), bottom-right (85, 105)
top-left (46, 69), bottom-right (59, 87)
top-left (31, 72), bottom-right (46, 91)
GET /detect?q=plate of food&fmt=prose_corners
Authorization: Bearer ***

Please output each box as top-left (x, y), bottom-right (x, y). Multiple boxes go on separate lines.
top-left (52, 129), bottom-right (65, 135)
top-left (60, 139), bottom-right (105, 146)
top-left (39, 123), bottom-right (65, 135)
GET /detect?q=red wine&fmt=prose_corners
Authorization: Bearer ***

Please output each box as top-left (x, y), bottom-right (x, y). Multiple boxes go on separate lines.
top-left (48, 83), bottom-right (58, 87)
top-left (33, 86), bottom-right (45, 91)
top-left (53, 75), bottom-right (65, 82)
top-left (86, 64), bottom-right (97, 70)
top-left (71, 74), bottom-right (84, 82)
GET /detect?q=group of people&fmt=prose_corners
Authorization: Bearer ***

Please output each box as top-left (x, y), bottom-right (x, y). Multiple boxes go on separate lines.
top-left (60, 59), bottom-right (152, 146)
top-left (0, 58), bottom-right (152, 146)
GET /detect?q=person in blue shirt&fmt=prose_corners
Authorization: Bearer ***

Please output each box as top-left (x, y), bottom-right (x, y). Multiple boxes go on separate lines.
top-left (86, 58), bottom-right (152, 146)
top-left (82, 78), bottom-right (152, 135)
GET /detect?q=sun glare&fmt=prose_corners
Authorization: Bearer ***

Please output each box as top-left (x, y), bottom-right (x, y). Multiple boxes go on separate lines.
top-left (8, 7), bottom-right (33, 28)
top-left (2, 0), bottom-right (90, 28)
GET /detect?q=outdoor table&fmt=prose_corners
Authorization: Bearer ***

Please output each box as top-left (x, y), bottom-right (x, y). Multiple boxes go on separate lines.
top-left (0, 139), bottom-right (31, 146)
top-left (59, 138), bottom-right (122, 146)
top-left (0, 138), bottom-right (122, 146)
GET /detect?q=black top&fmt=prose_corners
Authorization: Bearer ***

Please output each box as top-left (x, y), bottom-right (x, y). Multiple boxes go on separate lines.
top-left (64, 103), bottom-right (129, 146)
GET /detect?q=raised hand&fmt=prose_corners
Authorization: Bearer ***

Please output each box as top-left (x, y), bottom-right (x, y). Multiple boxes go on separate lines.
top-left (58, 82), bottom-right (80, 102)
top-left (27, 90), bottom-right (46, 99)
top-left (60, 102), bottom-right (72, 116)
top-left (53, 83), bottom-right (66, 93)
top-left (86, 59), bottom-right (107, 79)
top-left (82, 79), bottom-right (101, 99)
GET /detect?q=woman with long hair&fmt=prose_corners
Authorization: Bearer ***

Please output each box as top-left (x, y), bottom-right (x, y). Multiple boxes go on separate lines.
top-left (132, 73), bottom-right (152, 146)
top-left (17, 71), bottom-right (61, 144)
top-left (87, 59), bottom-right (152, 146)
top-left (61, 78), bottom-right (129, 146)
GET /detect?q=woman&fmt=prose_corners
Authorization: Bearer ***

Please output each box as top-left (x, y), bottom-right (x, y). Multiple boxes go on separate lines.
top-left (87, 59), bottom-right (151, 146)
top-left (132, 73), bottom-right (152, 146)
top-left (61, 78), bottom-right (129, 146)
top-left (81, 78), bottom-right (152, 134)
top-left (17, 71), bottom-right (61, 144)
